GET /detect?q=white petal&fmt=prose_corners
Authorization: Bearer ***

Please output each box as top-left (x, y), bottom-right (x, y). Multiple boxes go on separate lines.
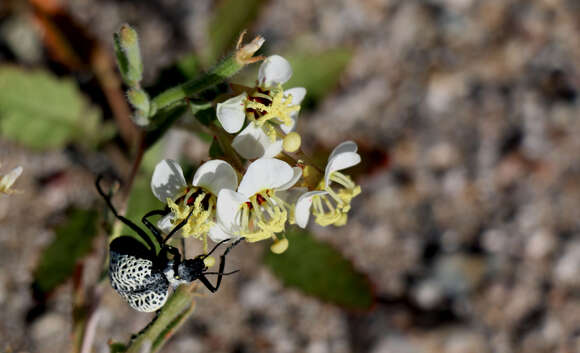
top-left (238, 158), bottom-right (293, 197)
top-left (216, 189), bottom-right (247, 234)
top-left (329, 141), bottom-right (358, 161)
top-left (284, 87), bottom-right (306, 105)
top-left (279, 116), bottom-right (297, 134)
top-left (324, 152), bottom-right (361, 187)
top-left (0, 166), bottom-right (22, 189)
top-left (216, 93), bottom-right (247, 133)
top-left (192, 160), bottom-right (238, 196)
top-left (278, 167), bottom-right (302, 191)
top-left (295, 191), bottom-right (328, 228)
top-left (151, 159), bottom-right (187, 202)
top-left (258, 55), bottom-right (292, 87)
top-left (232, 123), bottom-right (283, 159)
top-left (208, 224), bottom-right (237, 242)
top-left (157, 214), bottom-right (175, 234)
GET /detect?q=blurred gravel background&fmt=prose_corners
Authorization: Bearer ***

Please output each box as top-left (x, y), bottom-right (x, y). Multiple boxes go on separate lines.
top-left (1, 0), bottom-right (580, 352)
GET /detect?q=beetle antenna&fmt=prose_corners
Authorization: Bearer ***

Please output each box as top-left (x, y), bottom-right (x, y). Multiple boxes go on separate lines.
top-left (202, 239), bottom-right (230, 258)
top-left (96, 175), bottom-right (157, 251)
top-left (203, 269), bottom-right (240, 276)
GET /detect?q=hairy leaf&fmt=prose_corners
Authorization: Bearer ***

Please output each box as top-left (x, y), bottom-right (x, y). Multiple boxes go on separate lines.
top-left (34, 209), bottom-right (99, 294)
top-left (0, 66), bottom-right (102, 149)
top-left (264, 227), bottom-right (375, 310)
top-left (284, 48), bottom-right (352, 107)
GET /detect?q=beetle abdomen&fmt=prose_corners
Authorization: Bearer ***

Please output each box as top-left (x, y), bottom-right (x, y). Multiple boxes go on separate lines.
top-left (109, 250), bottom-right (169, 312)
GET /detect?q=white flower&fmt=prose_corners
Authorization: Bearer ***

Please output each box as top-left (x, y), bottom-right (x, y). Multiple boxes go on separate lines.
top-left (295, 141), bottom-right (362, 228)
top-left (216, 158), bottom-right (301, 243)
top-left (0, 165), bottom-right (23, 195)
top-left (215, 55), bottom-right (307, 159)
top-left (151, 159), bottom-right (238, 246)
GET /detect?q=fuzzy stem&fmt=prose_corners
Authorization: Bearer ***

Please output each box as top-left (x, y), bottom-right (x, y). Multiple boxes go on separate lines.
top-left (150, 35), bottom-right (263, 118)
top-left (124, 284), bottom-right (199, 353)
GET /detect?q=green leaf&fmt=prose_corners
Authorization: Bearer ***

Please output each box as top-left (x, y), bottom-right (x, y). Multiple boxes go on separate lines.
top-left (207, 0), bottom-right (266, 64)
top-left (264, 227), bottom-right (375, 310)
top-left (0, 66), bottom-right (103, 149)
top-left (284, 48), bottom-right (352, 107)
top-left (34, 209), bottom-right (99, 294)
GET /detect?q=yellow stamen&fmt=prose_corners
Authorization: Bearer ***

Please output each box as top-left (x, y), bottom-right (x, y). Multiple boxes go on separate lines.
top-left (237, 190), bottom-right (288, 242)
top-left (246, 85), bottom-right (300, 128)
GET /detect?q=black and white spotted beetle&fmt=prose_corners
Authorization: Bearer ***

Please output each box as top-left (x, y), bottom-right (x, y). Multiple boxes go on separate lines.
top-left (96, 176), bottom-right (242, 312)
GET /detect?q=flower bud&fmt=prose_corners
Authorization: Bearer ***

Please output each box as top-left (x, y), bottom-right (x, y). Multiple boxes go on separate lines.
top-left (270, 238), bottom-right (289, 254)
top-left (113, 24), bottom-right (143, 86)
top-left (283, 132), bottom-right (301, 153)
top-left (127, 87), bottom-right (150, 114)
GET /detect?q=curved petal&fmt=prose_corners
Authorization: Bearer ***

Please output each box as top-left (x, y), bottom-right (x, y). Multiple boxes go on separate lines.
top-left (329, 141), bottom-right (358, 161)
top-left (278, 167), bottom-right (302, 191)
top-left (208, 224), bottom-right (237, 242)
top-left (284, 87), bottom-right (306, 106)
top-left (295, 191), bottom-right (328, 228)
top-left (279, 116), bottom-right (297, 134)
top-left (192, 160), bottom-right (238, 196)
top-left (216, 189), bottom-right (247, 234)
top-left (157, 214), bottom-right (175, 234)
top-left (232, 123), bottom-right (283, 160)
top-left (151, 159), bottom-right (187, 202)
top-left (216, 93), bottom-right (247, 133)
top-left (238, 158), bottom-right (293, 197)
top-left (324, 152), bottom-right (361, 187)
top-left (258, 55), bottom-right (292, 87)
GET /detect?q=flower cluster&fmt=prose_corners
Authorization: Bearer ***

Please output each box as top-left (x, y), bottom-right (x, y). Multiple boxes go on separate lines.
top-left (0, 164), bottom-right (22, 195)
top-left (151, 55), bottom-right (361, 256)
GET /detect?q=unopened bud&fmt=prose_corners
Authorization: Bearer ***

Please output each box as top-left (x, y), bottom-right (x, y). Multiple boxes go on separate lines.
top-left (283, 132), bottom-right (301, 153)
top-left (127, 88), bottom-right (150, 113)
top-left (270, 238), bottom-right (289, 254)
top-left (113, 24), bottom-right (143, 86)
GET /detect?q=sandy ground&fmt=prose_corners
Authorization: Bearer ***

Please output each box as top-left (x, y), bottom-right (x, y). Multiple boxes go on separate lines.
top-left (1, 0), bottom-right (580, 352)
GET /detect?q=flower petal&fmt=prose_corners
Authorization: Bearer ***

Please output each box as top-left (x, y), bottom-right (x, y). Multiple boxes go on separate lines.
top-left (278, 167), bottom-right (302, 191)
top-left (232, 123), bottom-right (283, 159)
top-left (329, 141), bottom-right (358, 161)
top-left (208, 224), bottom-right (237, 242)
top-left (284, 87), bottom-right (306, 105)
top-left (258, 55), bottom-right (292, 87)
top-left (151, 159), bottom-right (187, 202)
top-left (216, 189), bottom-right (247, 234)
top-left (238, 158), bottom-right (293, 197)
top-left (295, 190), bottom-right (328, 228)
top-left (216, 93), bottom-right (247, 133)
top-left (157, 214), bottom-right (174, 234)
top-left (324, 152), bottom-right (361, 187)
top-left (192, 160), bottom-right (238, 196)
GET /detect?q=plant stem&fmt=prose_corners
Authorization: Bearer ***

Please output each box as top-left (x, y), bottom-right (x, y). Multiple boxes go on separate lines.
top-left (151, 56), bottom-right (244, 115)
top-left (124, 284), bottom-right (199, 353)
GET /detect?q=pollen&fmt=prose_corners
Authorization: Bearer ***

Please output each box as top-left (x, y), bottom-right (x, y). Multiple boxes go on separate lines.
top-left (166, 187), bottom-right (217, 240)
top-left (245, 85), bottom-right (300, 128)
top-left (311, 172), bottom-right (361, 227)
top-left (238, 190), bottom-right (288, 242)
